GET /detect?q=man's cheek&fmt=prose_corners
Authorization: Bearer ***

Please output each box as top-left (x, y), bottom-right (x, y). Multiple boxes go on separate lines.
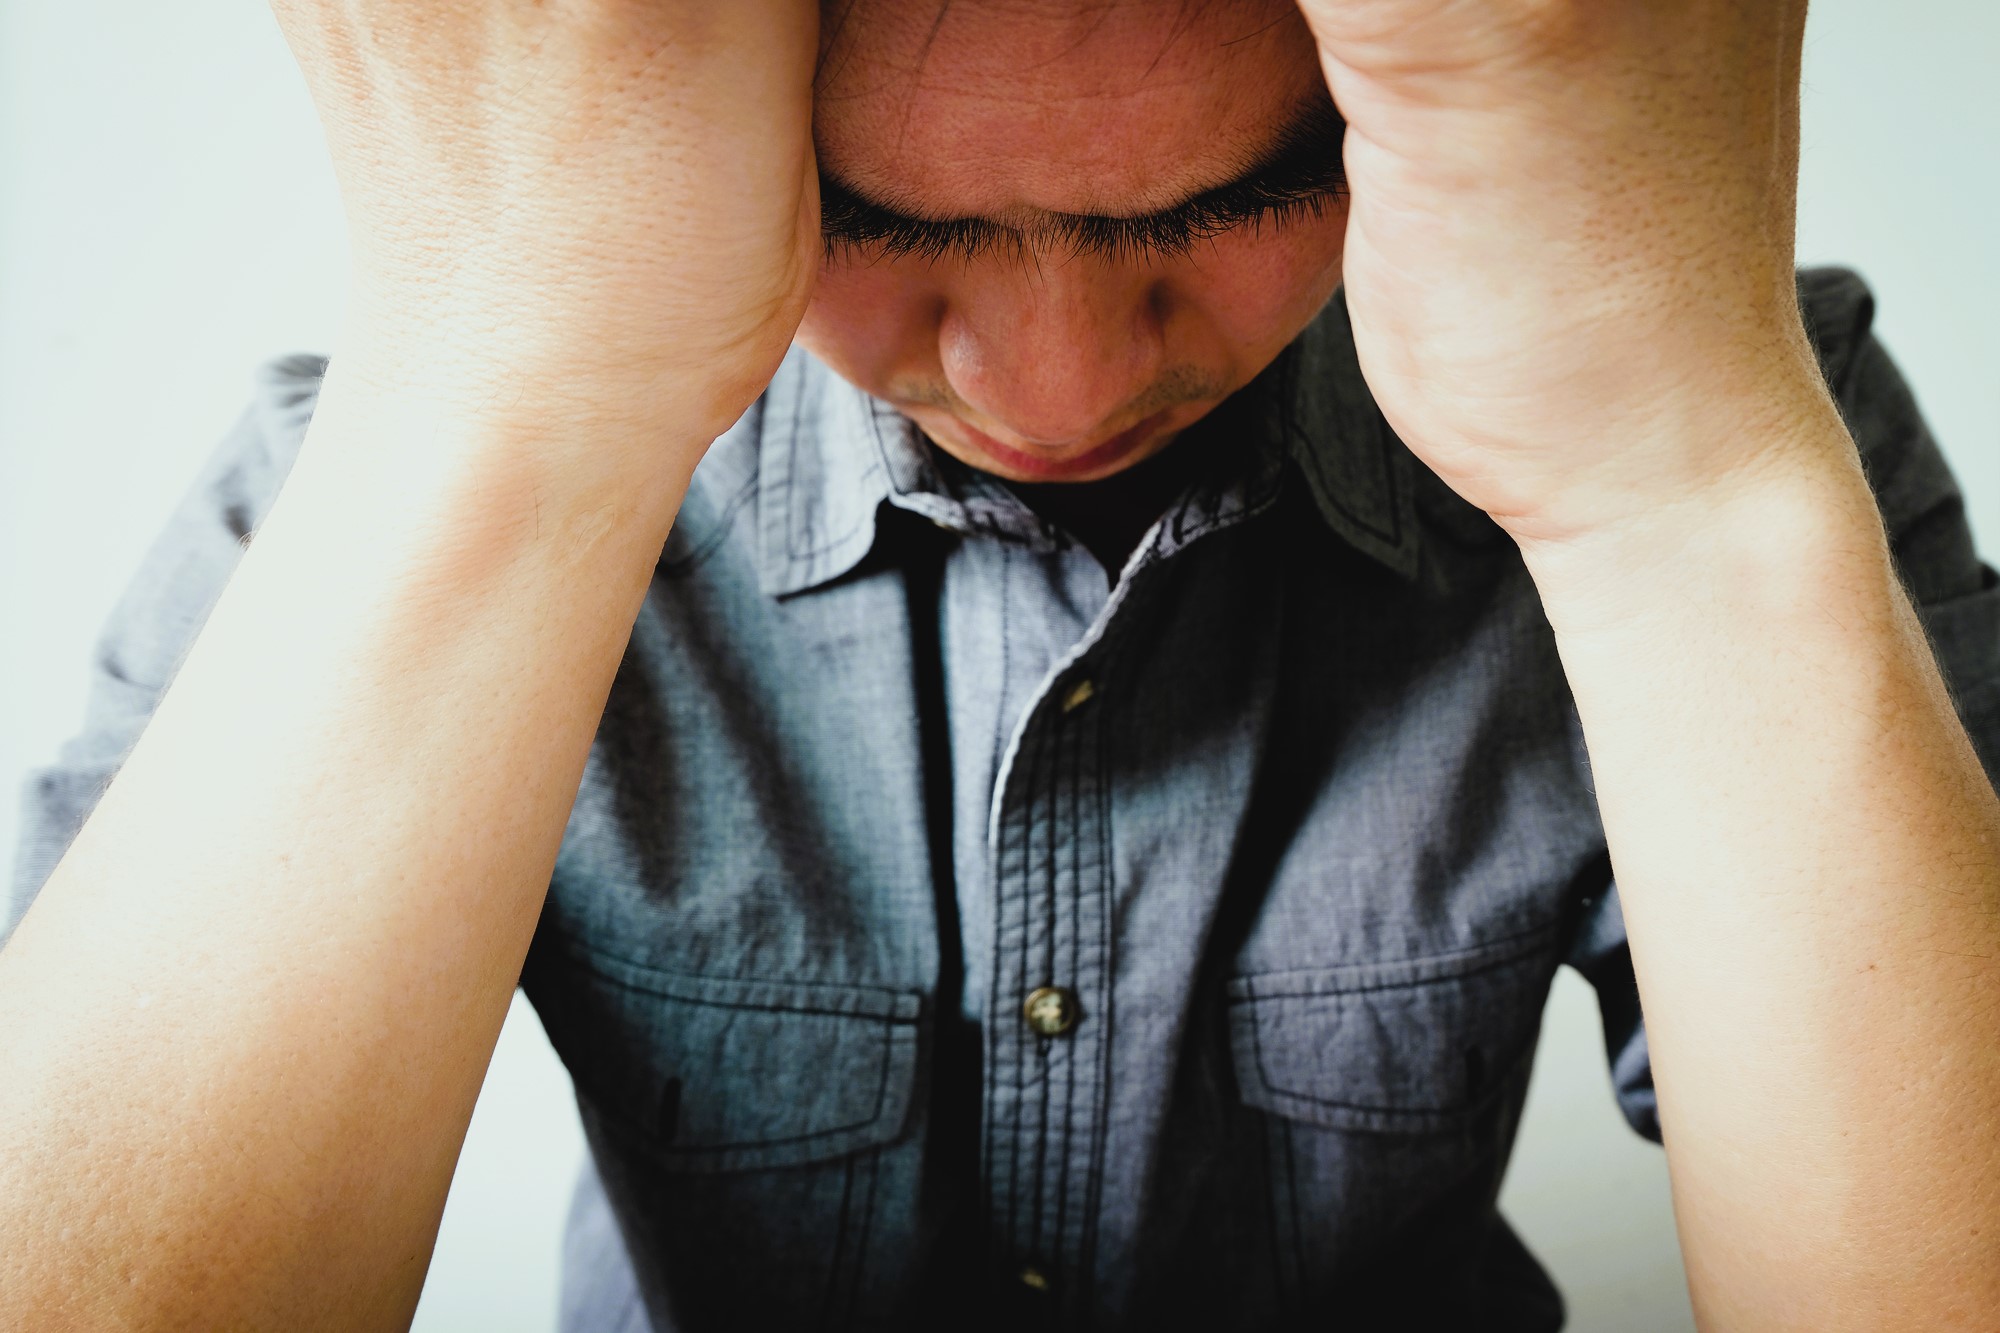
top-left (1185, 211), bottom-right (1349, 352)
top-left (797, 259), bottom-right (947, 390)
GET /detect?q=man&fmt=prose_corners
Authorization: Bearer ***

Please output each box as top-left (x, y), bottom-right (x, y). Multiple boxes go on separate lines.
top-left (3, 0), bottom-right (1997, 1329)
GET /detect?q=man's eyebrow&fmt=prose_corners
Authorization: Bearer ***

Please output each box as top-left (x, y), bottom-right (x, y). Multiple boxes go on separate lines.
top-left (818, 94), bottom-right (1348, 262)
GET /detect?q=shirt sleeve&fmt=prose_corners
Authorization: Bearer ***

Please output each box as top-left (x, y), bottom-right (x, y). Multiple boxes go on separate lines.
top-left (1569, 265), bottom-right (2000, 1144)
top-left (3, 354), bottom-right (326, 946)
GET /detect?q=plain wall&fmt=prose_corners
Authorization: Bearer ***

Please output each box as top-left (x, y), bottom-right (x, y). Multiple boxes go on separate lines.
top-left (2, 4), bottom-right (1992, 1329)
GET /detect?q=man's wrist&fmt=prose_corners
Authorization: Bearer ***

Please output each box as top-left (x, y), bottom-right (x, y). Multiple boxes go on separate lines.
top-left (1511, 398), bottom-right (1893, 648)
top-left (309, 338), bottom-right (722, 539)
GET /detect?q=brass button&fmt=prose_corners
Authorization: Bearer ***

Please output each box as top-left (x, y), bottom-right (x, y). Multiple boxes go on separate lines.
top-left (1018, 1265), bottom-right (1051, 1292)
top-left (1023, 986), bottom-right (1081, 1037)
top-left (1060, 678), bottom-right (1095, 713)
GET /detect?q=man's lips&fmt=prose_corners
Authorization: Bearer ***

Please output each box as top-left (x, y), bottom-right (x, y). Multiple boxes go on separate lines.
top-left (951, 414), bottom-right (1164, 481)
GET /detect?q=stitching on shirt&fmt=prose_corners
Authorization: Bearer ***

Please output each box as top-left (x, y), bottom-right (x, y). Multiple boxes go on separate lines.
top-left (790, 408), bottom-right (889, 561)
top-left (552, 942), bottom-right (921, 1018)
top-left (1280, 1118), bottom-right (1306, 1291)
top-left (1080, 697), bottom-right (1107, 1273)
top-left (1051, 712), bottom-right (1075, 1263)
top-left (869, 396), bottom-right (947, 497)
top-left (817, 1151), bottom-right (860, 1326)
top-left (1288, 410), bottom-right (1405, 551)
top-left (1264, 334), bottom-right (1409, 554)
top-left (800, 402), bottom-right (890, 562)
top-left (761, 370), bottom-right (891, 582)
top-left (1001, 720), bottom-right (1027, 1249)
top-left (1243, 1003), bottom-right (1528, 1118)
top-left (1052, 711), bottom-right (1081, 1270)
top-left (1024, 717), bottom-right (1054, 1258)
top-left (1253, 1112), bottom-right (1293, 1304)
top-left (853, 1146), bottom-right (885, 1322)
top-left (1164, 475), bottom-right (1289, 555)
top-left (1060, 701), bottom-right (1085, 1286)
top-left (1084, 631), bottom-right (1118, 1290)
top-left (581, 966), bottom-right (920, 1024)
top-left (1154, 433), bottom-right (1291, 557)
top-left (583, 1025), bottom-right (898, 1155)
top-left (1033, 703), bottom-right (1058, 1257)
top-left (983, 545), bottom-right (1013, 1229)
top-left (658, 472), bottom-right (760, 576)
top-left (1228, 920), bottom-right (1558, 998)
top-left (753, 367), bottom-right (799, 585)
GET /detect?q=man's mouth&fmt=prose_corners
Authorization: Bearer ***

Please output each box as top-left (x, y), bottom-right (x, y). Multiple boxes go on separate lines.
top-left (948, 412), bottom-right (1168, 482)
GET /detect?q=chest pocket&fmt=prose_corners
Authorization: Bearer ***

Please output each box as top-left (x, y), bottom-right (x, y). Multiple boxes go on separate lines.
top-left (532, 946), bottom-right (922, 1172)
top-left (527, 945), bottom-right (926, 1330)
top-left (1225, 928), bottom-right (1559, 1315)
top-left (1227, 927), bottom-right (1555, 1133)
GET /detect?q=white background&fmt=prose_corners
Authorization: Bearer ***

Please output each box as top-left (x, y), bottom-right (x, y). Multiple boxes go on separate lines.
top-left (2, 4), bottom-right (1993, 1329)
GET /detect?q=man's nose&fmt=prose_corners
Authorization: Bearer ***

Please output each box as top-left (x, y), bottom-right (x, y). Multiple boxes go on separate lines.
top-left (937, 263), bottom-right (1167, 446)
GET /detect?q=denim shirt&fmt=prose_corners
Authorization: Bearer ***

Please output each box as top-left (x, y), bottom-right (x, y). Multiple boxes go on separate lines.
top-left (12, 272), bottom-right (2000, 1332)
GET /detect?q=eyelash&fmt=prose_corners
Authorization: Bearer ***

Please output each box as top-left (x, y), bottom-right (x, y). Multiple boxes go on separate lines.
top-left (820, 179), bottom-right (1347, 265)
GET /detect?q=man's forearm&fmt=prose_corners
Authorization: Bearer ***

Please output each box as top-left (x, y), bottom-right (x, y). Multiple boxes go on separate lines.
top-left (0, 355), bottom-right (701, 1330)
top-left (1522, 404), bottom-right (2000, 1329)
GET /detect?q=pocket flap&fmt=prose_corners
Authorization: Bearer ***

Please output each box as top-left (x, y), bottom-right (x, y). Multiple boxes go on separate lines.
top-left (534, 947), bottom-right (923, 1173)
top-left (1226, 930), bottom-right (1554, 1135)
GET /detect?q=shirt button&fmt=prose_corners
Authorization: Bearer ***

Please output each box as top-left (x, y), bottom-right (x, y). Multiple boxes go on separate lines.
top-left (1023, 986), bottom-right (1081, 1037)
top-left (1060, 678), bottom-right (1096, 713)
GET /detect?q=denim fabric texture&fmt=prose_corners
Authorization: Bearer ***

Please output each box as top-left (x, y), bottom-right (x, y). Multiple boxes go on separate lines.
top-left (11, 271), bottom-right (2000, 1331)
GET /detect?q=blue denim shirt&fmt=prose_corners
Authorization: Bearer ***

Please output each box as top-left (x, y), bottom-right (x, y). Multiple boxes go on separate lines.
top-left (13, 271), bottom-right (2000, 1331)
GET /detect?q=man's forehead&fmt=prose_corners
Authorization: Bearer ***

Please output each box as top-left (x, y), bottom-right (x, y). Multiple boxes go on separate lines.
top-left (815, 0), bottom-right (1324, 222)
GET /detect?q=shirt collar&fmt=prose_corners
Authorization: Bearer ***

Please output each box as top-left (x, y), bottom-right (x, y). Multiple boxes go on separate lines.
top-left (751, 287), bottom-right (1423, 598)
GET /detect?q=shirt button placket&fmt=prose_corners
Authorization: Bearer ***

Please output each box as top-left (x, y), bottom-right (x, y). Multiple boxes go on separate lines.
top-left (983, 652), bottom-right (1114, 1315)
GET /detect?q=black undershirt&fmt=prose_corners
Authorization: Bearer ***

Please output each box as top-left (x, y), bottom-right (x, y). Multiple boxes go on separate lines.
top-left (998, 432), bottom-right (1210, 582)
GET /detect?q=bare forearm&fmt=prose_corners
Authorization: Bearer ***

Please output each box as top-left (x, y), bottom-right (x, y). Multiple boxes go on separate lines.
top-left (0, 357), bottom-right (699, 1330)
top-left (1524, 414), bottom-right (2000, 1329)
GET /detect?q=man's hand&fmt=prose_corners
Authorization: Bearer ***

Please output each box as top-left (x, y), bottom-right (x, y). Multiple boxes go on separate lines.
top-left (273, 0), bottom-right (821, 449)
top-left (1295, 0), bottom-right (1826, 552)
top-left (1291, 6), bottom-right (2000, 1329)
top-left (0, 8), bottom-right (822, 1329)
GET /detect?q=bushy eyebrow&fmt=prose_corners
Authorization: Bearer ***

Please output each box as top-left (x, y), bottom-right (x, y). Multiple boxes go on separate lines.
top-left (818, 94), bottom-right (1348, 263)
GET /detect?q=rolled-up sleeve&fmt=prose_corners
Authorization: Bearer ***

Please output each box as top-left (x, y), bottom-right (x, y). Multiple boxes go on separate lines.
top-left (3, 354), bottom-right (325, 945)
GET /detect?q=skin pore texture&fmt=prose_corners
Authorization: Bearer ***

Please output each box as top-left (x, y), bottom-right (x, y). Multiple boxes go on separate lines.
top-left (800, 0), bottom-right (1350, 482)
